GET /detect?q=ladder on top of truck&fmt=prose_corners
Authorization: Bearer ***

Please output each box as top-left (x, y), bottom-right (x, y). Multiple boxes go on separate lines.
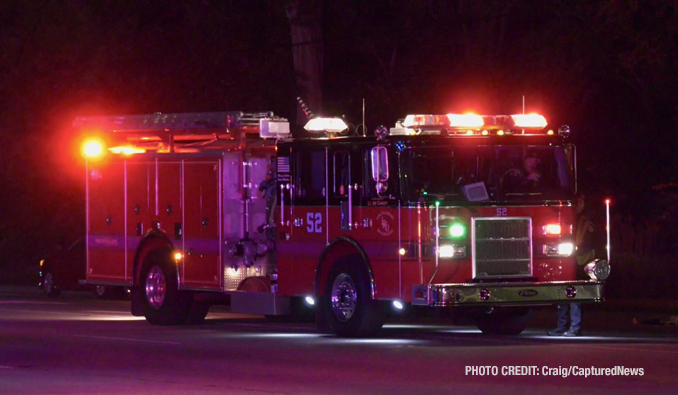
top-left (74, 111), bottom-right (290, 153)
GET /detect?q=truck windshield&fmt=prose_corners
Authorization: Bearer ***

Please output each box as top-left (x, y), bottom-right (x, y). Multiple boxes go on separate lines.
top-left (400, 145), bottom-right (574, 203)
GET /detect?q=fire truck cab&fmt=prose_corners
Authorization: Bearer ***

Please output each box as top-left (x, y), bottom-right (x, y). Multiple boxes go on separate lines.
top-left (76, 110), bottom-right (609, 337)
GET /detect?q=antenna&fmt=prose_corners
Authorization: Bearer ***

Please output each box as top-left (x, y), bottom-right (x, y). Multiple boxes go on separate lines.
top-left (522, 95), bottom-right (525, 114)
top-left (296, 97), bottom-right (315, 120)
top-left (362, 98), bottom-right (366, 137)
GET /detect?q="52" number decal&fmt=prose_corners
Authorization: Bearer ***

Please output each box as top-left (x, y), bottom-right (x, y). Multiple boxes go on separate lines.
top-left (306, 212), bottom-right (323, 233)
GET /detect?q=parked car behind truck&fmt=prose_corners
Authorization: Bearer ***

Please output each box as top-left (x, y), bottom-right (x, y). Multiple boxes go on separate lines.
top-left (39, 238), bottom-right (126, 299)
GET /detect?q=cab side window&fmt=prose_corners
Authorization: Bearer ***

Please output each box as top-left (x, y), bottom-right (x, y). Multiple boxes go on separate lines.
top-left (333, 151), bottom-right (351, 198)
top-left (294, 149), bottom-right (326, 206)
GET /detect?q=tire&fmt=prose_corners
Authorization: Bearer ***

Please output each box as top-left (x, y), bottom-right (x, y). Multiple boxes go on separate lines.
top-left (476, 308), bottom-right (532, 335)
top-left (140, 250), bottom-right (190, 325)
top-left (93, 285), bottom-right (110, 299)
top-left (321, 255), bottom-right (385, 337)
top-left (94, 286), bottom-right (127, 300)
top-left (42, 270), bottom-right (61, 298)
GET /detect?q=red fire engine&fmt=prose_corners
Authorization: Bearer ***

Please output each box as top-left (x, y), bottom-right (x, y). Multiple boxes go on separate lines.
top-left (75, 110), bottom-right (610, 337)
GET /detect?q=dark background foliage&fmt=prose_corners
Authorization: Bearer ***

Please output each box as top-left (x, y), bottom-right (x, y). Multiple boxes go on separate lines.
top-left (1, 1), bottom-right (677, 291)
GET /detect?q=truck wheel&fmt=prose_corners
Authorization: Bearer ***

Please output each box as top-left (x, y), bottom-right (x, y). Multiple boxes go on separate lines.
top-left (140, 252), bottom-right (190, 325)
top-left (42, 270), bottom-right (61, 298)
top-left (93, 285), bottom-right (111, 299)
top-left (322, 256), bottom-right (384, 337)
top-left (476, 308), bottom-right (531, 335)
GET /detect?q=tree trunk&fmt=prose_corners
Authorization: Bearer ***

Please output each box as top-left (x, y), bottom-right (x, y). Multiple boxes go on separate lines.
top-left (286, 0), bottom-right (323, 125)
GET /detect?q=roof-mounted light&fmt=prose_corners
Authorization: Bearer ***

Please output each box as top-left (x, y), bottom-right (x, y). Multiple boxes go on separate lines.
top-left (304, 117), bottom-right (348, 134)
top-left (108, 146), bottom-right (146, 155)
top-left (403, 115), bottom-right (450, 128)
top-left (447, 113), bottom-right (484, 128)
top-left (511, 114), bottom-right (547, 128)
top-left (82, 139), bottom-right (104, 158)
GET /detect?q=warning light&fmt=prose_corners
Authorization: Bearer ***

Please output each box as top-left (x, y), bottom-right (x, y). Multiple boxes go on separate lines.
top-left (511, 114), bottom-right (547, 128)
top-left (174, 252), bottom-right (183, 262)
top-left (403, 114), bottom-right (449, 128)
top-left (108, 146), bottom-right (146, 155)
top-left (450, 223), bottom-right (465, 237)
top-left (304, 117), bottom-right (349, 134)
top-left (447, 113), bottom-right (484, 128)
top-left (82, 140), bottom-right (104, 158)
top-left (544, 224), bottom-right (562, 235)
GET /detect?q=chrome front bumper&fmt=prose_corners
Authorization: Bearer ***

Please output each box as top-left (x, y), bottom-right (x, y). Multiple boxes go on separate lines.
top-left (411, 280), bottom-right (604, 307)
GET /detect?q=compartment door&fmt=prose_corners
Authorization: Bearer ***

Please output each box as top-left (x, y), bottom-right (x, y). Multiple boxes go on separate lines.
top-left (86, 161), bottom-right (126, 282)
top-left (182, 159), bottom-right (222, 288)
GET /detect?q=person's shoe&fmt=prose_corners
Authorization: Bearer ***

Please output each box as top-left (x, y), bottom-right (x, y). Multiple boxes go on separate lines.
top-left (548, 328), bottom-right (567, 336)
top-left (563, 329), bottom-right (582, 337)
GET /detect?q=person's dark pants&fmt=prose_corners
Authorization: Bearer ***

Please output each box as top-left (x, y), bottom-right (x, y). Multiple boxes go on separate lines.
top-left (556, 303), bottom-right (582, 331)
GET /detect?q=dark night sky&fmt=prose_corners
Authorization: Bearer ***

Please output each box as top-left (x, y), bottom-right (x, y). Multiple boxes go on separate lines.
top-left (1, 0), bottom-right (677, 266)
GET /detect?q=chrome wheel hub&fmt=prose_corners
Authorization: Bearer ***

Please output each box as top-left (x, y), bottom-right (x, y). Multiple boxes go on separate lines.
top-left (331, 273), bottom-right (357, 322)
top-left (145, 266), bottom-right (166, 310)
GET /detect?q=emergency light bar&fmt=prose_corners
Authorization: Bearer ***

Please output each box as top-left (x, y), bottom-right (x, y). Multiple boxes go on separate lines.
top-left (511, 114), bottom-right (548, 128)
top-left (447, 113), bottom-right (484, 128)
top-left (108, 146), bottom-right (146, 155)
top-left (403, 115), bottom-right (450, 128)
top-left (304, 117), bottom-right (349, 134)
top-left (390, 112), bottom-right (551, 136)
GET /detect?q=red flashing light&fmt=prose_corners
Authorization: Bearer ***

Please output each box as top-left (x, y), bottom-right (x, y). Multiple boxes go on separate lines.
top-left (544, 224), bottom-right (562, 235)
top-left (403, 114), bottom-right (450, 128)
top-left (511, 114), bottom-right (547, 128)
top-left (82, 139), bottom-right (104, 158)
top-left (447, 113), bottom-right (484, 128)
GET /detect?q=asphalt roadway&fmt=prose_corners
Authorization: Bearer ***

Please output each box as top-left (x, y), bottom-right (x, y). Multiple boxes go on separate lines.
top-left (1, 285), bottom-right (677, 394)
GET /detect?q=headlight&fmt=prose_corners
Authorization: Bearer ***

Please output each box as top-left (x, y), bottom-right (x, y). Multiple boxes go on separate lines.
top-left (558, 242), bottom-right (574, 256)
top-left (437, 244), bottom-right (466, 258)
top-left (542, 242), bottom-right (574, 257)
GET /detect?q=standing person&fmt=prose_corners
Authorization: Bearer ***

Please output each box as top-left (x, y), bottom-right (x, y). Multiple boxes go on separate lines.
top-left (548, 193), bottom-right (595, 337)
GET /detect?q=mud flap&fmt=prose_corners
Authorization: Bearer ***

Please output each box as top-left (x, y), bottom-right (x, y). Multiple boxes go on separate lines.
top-left (130, 287), bottom-right (144, 316)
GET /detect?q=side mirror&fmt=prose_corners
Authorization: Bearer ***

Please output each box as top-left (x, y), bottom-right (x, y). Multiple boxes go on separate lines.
top-left (370, 146), bottom-right (389, 182)
top-left (370, 146), bottom-right (389, 195)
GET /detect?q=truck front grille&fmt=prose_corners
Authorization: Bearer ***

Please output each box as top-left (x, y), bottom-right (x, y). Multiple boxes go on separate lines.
top-left (473, 218), bottom-right (531, 277)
